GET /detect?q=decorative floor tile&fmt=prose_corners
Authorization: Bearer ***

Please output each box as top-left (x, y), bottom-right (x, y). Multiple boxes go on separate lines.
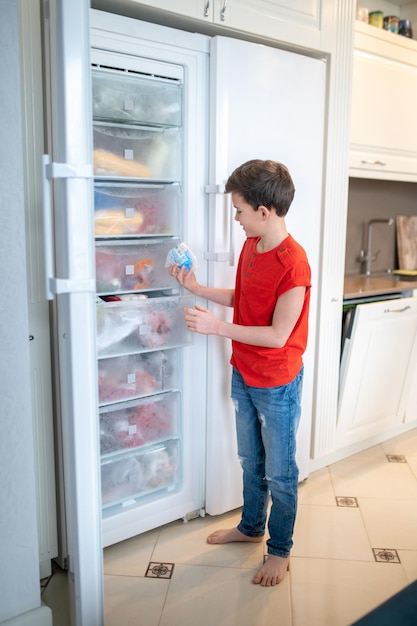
top-left (386, 454), bottom-right (407, 463)
top-left (145, 562), bottom-right (175, 579)
top-left (372, 548), bottom-right (401, 564)
top-left (336, 496), bottom-right (359, 507)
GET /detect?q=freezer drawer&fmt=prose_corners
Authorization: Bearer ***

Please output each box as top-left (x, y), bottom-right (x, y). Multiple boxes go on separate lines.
top-left (94, 182), bottom-right (180, 237)
top-left (98, 350), bottom-right (178, 405)
top-left (93, 123), bottom-right (181, 180)
top-left (92, 69), bottom-right (182, 127)
top-left (95, 238), bottom-right (179, 295)
top-left (100, 391), bottom-right (180, 454)
top-left (96, 294), bottom-right (194, 357)
top-left (101, 439), bottom-right (180, 509)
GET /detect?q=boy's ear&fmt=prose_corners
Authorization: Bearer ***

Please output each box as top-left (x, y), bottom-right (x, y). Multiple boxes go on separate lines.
top-left (259, 205), bottom-right (269, 219)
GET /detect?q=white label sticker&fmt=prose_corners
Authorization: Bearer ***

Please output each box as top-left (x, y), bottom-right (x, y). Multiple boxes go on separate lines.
top-left (128, 424), bottom-right (137, 435)
top-left (125, 207), bottom-right (134, 218)
top-left (124, 149), bottom-right (134, 160)
top-left (127, 373), bottom-right (136, 384)
top-left (125, 265), bottom-right (134, 276)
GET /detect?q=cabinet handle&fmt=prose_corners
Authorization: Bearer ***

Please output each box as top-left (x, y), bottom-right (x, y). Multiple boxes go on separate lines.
top-left (360, 159), bottom-right (386, 166)
top-left (204, 0), bottom-right (210, 17)
top-left (384, 305), bottom-right (411, 313)
top-left (220, 0), bottom-right (228, 20)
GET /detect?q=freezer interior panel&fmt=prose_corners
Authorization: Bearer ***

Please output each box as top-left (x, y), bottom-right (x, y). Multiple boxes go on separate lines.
top-left (90, 12), bottom-right (209, 547)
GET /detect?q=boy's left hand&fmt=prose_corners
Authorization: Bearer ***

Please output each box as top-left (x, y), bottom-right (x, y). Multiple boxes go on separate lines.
top-left (182, 305), bottom-right (219, 335)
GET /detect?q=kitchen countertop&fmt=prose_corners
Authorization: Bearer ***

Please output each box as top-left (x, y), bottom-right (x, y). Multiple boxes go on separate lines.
top-left (344, 274), bottom-right (417, 300)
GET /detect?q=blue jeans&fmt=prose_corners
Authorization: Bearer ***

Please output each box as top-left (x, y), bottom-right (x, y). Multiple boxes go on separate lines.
top-left (231, 366), bottom-right (303, 558)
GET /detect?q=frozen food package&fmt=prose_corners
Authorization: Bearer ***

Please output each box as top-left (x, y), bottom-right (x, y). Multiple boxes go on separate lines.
top-left (165, 242), bottom-right (197, 271)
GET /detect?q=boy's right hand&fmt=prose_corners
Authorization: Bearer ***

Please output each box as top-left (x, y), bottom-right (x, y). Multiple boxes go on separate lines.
top-left (169, 263), bottom-right (199, 294)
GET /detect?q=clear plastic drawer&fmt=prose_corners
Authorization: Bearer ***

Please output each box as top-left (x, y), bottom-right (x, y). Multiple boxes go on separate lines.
top-left (93, 123), bottom-right (181, 180)
top-left (92, 70), bottom-right (182, 127)
top-left (95, 238), bottom-right (179, 295)
top-left (101, 440), bottom-right (180, 507)
top-left (98, 350), bottom-right (178, 405)
top-left (94, 183), bottom-right (180, 237)
top-left (96, 294), bottom-right (194, 357)
top-left (100, 391), bottom-right (179, 454)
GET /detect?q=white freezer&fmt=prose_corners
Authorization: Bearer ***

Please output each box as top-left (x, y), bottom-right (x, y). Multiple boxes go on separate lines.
top-left (47, 13), bottom-right (327, 621)
top-left (205, 36), bottom-right (326, 514)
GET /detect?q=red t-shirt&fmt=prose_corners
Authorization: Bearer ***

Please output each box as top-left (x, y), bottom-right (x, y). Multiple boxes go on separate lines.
top-left (230, 235), bottom-right (311, 387)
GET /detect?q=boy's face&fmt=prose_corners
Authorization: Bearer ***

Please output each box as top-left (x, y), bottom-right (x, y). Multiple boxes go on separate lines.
top-left (232, 192), bottom-right (265, 238)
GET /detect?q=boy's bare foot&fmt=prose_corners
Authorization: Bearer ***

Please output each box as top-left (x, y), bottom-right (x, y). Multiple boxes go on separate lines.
top-left (206, 527), bottom-right (263, 545)
top-left (252, 555), bottom-right (290, 587)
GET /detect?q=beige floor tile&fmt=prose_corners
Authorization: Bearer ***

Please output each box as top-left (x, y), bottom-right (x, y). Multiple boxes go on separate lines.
top-left (358, 497), bottom-right (417, 550)
top-left (290, 556), bottom-right (409, 626)
top-left (293, 504), bottom-right (373, 561)
top-left (159, 563), bottom-right (292, 626)
top-left (406, 454), bottom-right (417, 480)
top-left (152, 509), bottom-right (264, 569)
top-left (381, 428), bottom-right (417, 458)
top-left (397, 550), bottom-right (417, 582)
top-left (298, 467), bottom-right (335, 506)
top-left (104, 574), bottom-right (169, 626)
top-left (104, 528), bottom-right (160, 576)
top-left (329, 444), bottom-right (417, 499)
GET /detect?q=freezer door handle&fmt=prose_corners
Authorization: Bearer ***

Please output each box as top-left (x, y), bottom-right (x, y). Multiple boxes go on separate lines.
top-left (41, 154), bottom-right (95, 299)
top-left (204, 185), bottom-right (235, 265)
top-left (205, 184), bottom-right (225, 193)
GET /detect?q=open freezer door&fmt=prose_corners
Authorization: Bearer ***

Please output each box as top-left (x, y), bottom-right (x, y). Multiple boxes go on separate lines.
top-left (205, 36), bottom-right (326, 515)
top-left (43, 1), bottom-right (103, 623)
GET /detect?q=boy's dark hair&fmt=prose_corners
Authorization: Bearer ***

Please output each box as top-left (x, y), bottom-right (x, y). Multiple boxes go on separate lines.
top-left (225, 159), bottom-right (295, 217)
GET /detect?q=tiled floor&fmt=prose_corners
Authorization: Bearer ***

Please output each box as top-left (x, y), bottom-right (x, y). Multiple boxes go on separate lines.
top-left (42, 428), bottom-right (417, 625)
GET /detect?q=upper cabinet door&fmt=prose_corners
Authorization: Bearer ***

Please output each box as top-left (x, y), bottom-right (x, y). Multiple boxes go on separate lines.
top-left (113, 0), bottom-right (323, 49)
top-left (349, 21), bottom-right (417, 182)
top-left (120, 0), bottom-right (213, 20)
top-left (213, 0), bottom-right (322, 49)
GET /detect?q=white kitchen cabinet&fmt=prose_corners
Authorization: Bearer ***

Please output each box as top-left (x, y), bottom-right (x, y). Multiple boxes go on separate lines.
top-left (402, 329), bottom-right (417, 424)
top-left (96, 0), bottom-right (323, 49)
top-left (337, 296), bottom-right (417, 448)
top-left (111, 0), bottom-right (212, 21)
top-left (213, 0), bottom-right (322, 49)
top-left (349, 20), bottom-right (417, 182)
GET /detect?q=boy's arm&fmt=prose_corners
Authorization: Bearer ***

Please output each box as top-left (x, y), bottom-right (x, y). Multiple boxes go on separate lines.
top-left (169, 264), bottom-right (234, 308)
top-left (183, 286), bottom-right (306, 347)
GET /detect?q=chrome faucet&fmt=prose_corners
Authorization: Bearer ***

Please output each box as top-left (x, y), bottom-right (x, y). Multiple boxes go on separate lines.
top-left (359, 218), bottom-right (394, 276)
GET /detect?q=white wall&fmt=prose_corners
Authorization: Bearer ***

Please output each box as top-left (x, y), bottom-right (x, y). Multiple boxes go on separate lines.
top-left (0, 1), bottom-right (51, 624)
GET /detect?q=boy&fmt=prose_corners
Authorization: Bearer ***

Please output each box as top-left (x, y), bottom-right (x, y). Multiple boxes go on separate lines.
top-left (169, 159), bottom-right (310, 587)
